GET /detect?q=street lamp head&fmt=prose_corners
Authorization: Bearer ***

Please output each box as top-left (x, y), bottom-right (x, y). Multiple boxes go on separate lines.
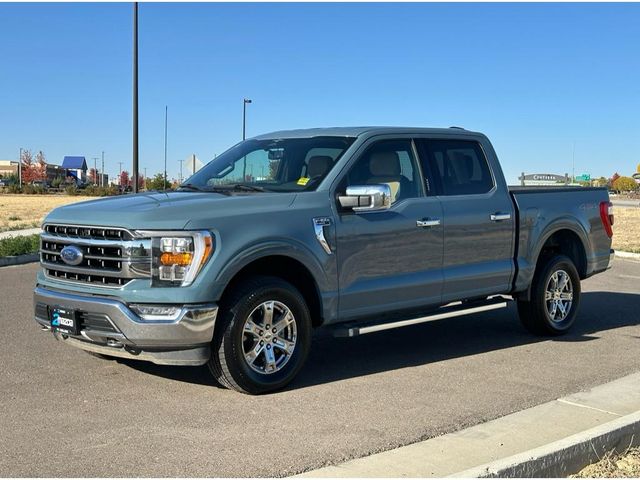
top-left (244, 98), bottom-right (252, 104)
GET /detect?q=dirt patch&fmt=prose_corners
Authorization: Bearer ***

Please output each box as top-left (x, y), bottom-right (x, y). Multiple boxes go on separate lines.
top-left (572, 447), bottom-right (640, 478)
top-left (612, 207), bottom-right (640, 254)
top-left (0, 194), bottom-right (90, 232)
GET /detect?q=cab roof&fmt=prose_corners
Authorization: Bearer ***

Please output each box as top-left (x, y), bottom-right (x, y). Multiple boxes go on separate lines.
top-left (252, 126), bottom-right (479, 140)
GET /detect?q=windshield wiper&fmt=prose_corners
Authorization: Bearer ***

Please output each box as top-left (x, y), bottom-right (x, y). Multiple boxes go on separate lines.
top-left (228, 183), bottom-right (267, 192)
top-left (177, 183), bottom-right (204, 191)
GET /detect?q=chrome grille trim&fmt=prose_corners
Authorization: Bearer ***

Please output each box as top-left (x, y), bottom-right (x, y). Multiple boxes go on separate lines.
top-left (41, 224), bottom-right (151, 288)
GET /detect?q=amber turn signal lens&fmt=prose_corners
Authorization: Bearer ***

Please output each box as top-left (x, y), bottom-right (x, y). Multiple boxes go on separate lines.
top-left (160, 252), bottom-right (193, 266)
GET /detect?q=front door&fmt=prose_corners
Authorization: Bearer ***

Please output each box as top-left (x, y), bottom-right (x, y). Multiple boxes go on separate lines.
top-left (334, 138), bottom-right (444, 321)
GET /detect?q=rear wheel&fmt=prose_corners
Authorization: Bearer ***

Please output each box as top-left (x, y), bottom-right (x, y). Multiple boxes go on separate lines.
top-left (208, 276), bottom-right (312, 394)
top-left (517, 254), bottom-right (581, 335)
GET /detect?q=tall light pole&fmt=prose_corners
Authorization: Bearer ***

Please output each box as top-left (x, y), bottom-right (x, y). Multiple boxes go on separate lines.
top-left (101, 151), bottom-right (105, 187)
top-left (164, 105), bottom-right (168, 191)
top-left (118, 161), bottom-right (123, 186)
top-left (143, 167), bottom-right (147, 190)
top-left (132, 2), bottom-right (139, 193)
top-left (242, 98), bottom-right (252, 141)
top-left (178, 159), bottom-right (184, 184)
top-left (242, 98), bottom-right (252, 181)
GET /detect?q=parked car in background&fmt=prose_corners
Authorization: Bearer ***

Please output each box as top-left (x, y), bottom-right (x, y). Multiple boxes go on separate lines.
top-left (34, 127), bottom-right (614, 394)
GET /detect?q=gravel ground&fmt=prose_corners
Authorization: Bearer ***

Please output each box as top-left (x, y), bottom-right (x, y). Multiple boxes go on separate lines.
top-left (572, 447), bottom-right (640, 478)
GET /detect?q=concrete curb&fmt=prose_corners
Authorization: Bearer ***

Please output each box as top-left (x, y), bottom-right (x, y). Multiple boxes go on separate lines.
top-left (0, 253), bottom-right (39, 267)
top-left (0, 227), bottom-right (41, 240)
top-left (453, 411), bottom-right (640, 478)
top-left (616, 251), bottom-right (640, 260)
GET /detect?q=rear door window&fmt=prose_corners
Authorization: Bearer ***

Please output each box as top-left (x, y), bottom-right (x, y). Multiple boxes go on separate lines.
top-left (417, 140), bottom-right (494, 196)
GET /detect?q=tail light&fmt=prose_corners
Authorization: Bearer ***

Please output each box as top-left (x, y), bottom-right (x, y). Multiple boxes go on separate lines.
top-left (599, 201), bottom-right (614, 238)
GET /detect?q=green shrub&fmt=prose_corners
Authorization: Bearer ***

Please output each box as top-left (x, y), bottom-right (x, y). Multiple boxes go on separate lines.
top-left (0, 234), bottom-right (40, 257)
top-left (7, 184), bottom-right (22, 194)
top-left (65, 185), bottom-right (79, 196)
top-left (83, 185), bottom-right (119, 197)
top-left (22, 185), bottom-right (45, 195)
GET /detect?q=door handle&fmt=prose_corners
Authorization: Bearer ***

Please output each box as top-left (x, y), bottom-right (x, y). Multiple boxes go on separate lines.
top-left (490, 213), bottom-right (512, 222)
top-left (416, 218), bottom-right (441, 228)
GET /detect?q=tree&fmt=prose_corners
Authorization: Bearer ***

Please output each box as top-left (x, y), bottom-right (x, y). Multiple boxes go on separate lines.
top-left (88, 168), bottom-right (97, 184)
top-left (637, 163), bottom-right (640, 174)
top-left (34, 151), bottom-right (47, 182)
top-left (119, 170), bottom-right (130, 187)
top-left (20, 149), bottom-right (37, 183)
top-left (613, 176), bottom-right (638, 192)
top-left (145, 173), bottom-right (171, 191)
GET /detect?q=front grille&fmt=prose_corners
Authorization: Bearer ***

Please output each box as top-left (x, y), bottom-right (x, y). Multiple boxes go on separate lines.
top-left (43, 224), bottom-right (133, 241)
top-left (40, 224), bottom-right (151, 288)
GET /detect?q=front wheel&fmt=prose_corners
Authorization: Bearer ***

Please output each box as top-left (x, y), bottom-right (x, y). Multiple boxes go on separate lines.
top-left (517, 254), bottom-right (581, 335)
top-left (208, 276), bottom-right (312, 394)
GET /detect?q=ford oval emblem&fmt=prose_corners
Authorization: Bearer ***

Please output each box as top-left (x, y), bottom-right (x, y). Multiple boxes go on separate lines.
top-left (60, 245), bottom-right (83, 266)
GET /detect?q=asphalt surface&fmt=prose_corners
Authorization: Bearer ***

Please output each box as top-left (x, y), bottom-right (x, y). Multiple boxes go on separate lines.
top-left (1, 259), bottom-right (640, 477)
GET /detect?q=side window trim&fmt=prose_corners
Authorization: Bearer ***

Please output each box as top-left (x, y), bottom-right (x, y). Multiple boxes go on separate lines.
top-left (412, 138), bottom-right (438, 196)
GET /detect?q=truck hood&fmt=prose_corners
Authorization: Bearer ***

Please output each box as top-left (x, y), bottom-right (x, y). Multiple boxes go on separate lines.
top-left (44, 191), bottom-right (297, 230)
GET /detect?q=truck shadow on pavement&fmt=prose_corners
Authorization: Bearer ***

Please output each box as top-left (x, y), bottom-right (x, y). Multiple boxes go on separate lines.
top-left (118, 291), bottom-right (640, 390)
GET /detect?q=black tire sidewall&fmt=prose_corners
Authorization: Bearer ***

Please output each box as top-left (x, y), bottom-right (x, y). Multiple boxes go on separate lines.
top-left (533, 255), bottom-right (581, 333)
top-left (221, 279), bottom-right (311, 393)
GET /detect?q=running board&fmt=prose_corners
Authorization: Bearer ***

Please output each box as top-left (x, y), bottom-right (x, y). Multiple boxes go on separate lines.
top-left (333, 297), bottom-right (511, 337)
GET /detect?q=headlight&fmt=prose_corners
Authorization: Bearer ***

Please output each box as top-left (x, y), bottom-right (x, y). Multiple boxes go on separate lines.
top-left (137, 230), bottom-right (213, 287)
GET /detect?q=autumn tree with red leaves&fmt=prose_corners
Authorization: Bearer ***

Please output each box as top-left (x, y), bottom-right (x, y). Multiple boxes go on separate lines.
top-left (119, 170), bottom-right (130, 187)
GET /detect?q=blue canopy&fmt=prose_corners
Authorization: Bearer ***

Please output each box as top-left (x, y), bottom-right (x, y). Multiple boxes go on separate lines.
top-left (62, 156), bottom-right (87, 170)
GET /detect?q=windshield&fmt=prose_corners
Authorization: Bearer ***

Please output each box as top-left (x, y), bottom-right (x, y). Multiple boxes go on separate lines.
top-left (182, 136), bottom-right (356, 193)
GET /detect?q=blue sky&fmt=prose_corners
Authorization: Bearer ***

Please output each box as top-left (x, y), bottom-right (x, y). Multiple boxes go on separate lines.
top-left (0, 2), bottom-right (638, 183)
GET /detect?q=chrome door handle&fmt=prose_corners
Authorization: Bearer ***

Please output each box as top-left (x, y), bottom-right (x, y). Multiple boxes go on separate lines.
top-left (490, 213), bottom-right (512, 222)
top-left (416, 218), bottom-right (441, 228)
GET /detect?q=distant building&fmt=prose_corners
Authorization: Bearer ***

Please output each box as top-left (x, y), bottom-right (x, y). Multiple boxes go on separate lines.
top-left (0, 160), bottom-right (18, 178)
top-left (62, 156), bottom-right (88, 183)
top-left (45, 164), bottom-right (65, 182)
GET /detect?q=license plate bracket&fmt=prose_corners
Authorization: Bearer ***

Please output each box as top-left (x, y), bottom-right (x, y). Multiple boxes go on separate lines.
top-left (51, 307), bottom-right (79, 335)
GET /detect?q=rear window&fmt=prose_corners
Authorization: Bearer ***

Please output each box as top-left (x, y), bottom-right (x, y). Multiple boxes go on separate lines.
top-left (419, 140), bottom-right (494, 196)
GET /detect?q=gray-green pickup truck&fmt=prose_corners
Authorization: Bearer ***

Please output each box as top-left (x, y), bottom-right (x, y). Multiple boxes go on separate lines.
top-left (34, 127), bottom-right (615, 394)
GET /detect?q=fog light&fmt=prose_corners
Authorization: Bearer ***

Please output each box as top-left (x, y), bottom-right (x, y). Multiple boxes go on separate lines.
top-left (130, 304), bottom-right (183, 321)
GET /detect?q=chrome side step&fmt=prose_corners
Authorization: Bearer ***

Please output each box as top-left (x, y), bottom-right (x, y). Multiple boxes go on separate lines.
top-left (333, 297), bottom-right (510, 337)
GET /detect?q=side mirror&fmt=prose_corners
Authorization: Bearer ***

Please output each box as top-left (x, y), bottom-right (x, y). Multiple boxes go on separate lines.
top-left (338, 184), bottom-right (391, 213)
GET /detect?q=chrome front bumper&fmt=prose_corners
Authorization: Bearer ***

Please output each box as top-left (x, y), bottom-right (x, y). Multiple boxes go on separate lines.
top-left (33, 285), bottom-right (218, 366)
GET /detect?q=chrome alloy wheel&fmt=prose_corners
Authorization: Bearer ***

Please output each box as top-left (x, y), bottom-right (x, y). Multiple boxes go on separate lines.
top-left (544, 269), bottom-right (574, 322)
top-left (242, 300), bottom-right (297, 374)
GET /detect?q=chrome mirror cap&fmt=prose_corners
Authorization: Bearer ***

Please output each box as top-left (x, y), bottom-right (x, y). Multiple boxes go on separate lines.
top-left (338, 184), bottom-right (391, 213)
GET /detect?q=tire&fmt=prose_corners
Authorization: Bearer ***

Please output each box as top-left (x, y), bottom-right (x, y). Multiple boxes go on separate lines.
top-left (517, 254), bottom-right (581, 336)
top-left (208, 275), bottom-right (312, 394)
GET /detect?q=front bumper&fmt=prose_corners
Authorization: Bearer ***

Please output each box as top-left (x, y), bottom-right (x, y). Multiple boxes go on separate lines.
top-left (34, 285), bottom-right (218, 366)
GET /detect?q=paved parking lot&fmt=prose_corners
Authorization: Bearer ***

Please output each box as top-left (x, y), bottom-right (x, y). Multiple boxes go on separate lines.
top-left (1, 259), bottom-right (639, 477)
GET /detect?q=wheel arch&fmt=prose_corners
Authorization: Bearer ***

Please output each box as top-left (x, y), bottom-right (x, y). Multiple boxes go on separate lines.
top-left (216, 250), bottom-right (326, 328)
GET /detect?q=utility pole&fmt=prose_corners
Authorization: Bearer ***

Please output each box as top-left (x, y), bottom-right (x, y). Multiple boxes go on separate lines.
top-left (178, 159), bottom-right (184, 184)
top-left (143, 167), bottom-right (147, 189)
top-left (132, 2), bottom-right (139, 193)
top-left (118, 161), bottom-right (123, 186)
top-left (18, 148), bottom-right (22, 188)
top-left (164, 105), bottom-right (168, 191)
top-left (101, 151), bottom-right (105, 187)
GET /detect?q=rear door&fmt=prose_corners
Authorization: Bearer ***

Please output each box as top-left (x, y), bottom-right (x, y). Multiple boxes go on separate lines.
top-left (416, 137), bottom-right (515, 303)
top-left (333, 137), bottom-right (444, 320)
